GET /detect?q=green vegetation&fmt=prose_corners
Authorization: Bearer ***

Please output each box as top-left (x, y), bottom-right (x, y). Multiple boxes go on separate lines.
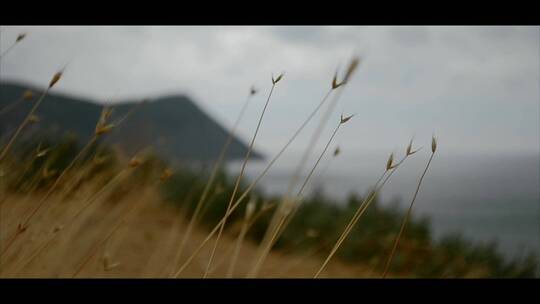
top-left (157, 152), bottom-right (539, 278)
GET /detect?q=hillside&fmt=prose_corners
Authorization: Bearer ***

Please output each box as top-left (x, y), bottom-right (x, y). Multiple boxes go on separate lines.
top-left (0, 81), bottom-right (263, 163)
top-left (0, 189), bottom-right (374, 278)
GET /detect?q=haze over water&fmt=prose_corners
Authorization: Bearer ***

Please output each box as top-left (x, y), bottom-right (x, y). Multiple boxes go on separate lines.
top-left (228, 151), bottom-right (540, 259)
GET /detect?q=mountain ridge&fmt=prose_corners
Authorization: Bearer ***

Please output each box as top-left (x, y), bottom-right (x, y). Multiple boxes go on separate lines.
top-left (0, 81), bottom-right (263, 164)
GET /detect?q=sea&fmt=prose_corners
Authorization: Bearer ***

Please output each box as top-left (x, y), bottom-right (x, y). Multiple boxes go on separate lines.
top-left (227, 151), bottom-right (540, 261)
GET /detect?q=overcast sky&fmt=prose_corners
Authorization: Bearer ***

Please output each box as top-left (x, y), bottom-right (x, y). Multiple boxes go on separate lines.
top-left (1, 26), bottom-right (538, 158)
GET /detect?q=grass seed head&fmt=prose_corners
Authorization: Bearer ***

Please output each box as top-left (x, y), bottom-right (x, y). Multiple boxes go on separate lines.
top-left (102, 107), bottom-right (114, 121)
top-left (48, 71), bottom-right (63, 88)
top-left (333, 146), bottom-right (341, 157)
top-left (332, 72), bottom-right (343, 90)
top-left (386, 153), bottom-right (394, 171)
top-left (95, 124), bottom-right (115, 136)
top-left (343, 56), bottom-right (360, 84)
top-left (129, 157), bottom-right (142, 168)
top-left (17, 223), bottom-right (28, 233)
top-left (160, 168), bottom-right (173, 182)
top-left (97, 107), bottom-right (113, 125)
top-left (28, 114), bottom-right (40, 124)
top-left (22, 90), bottom-right (34, 101)
top-left (340, 114), bottom-right (354, 124)
top-left (272, 73), bottom-right (284, 85)
top-left (95, 107), bottom-right (115, 135)
top-left (103, 253), bottom-right (120, 271)
top-left (36, 147), bottom-right (50, 158)
top-left (432, 135), bottom-right (437, 153)
top-left (406, 138), bottom-right (420, 156)
top-left (16, 33), bottom-right (26, 43)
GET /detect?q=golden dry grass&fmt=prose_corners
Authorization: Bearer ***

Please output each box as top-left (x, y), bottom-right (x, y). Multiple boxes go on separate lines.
top-left (0, 183), bottom-right (376, 278)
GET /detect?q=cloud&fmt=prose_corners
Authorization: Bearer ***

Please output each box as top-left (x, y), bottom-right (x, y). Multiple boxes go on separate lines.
top-left (0, 26), bottom-right (538, 156)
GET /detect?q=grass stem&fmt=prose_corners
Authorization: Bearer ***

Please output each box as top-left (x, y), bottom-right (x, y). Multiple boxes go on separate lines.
top-left (381, 150), bottom-right (436, 278)
top-left (202, 82), bottom-right (277, 278)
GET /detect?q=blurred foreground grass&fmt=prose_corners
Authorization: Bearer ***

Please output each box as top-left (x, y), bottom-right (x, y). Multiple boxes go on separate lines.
top-left (0, 136), bottom-right (537, 278)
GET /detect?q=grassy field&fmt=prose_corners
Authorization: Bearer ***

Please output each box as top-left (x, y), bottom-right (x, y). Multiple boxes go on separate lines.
top-left (1, 143), bottom-right (535, 278)
top-left (0, 184), bottom-right (376, 278)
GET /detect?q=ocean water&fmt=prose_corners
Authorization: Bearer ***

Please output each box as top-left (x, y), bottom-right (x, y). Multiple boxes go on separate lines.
top-left (227, 151), bottom-right (540, 260)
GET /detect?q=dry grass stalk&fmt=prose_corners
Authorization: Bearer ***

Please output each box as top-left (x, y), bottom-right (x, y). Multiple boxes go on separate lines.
top-left (314, 140), bottom-right (419, 278)
top-left (208, 200), bottom-right (276, 277)
top-left (165, 182), bottom-right (207, 276)
top-left (11, 164), bottom-right (136, 274)
top-left (381, 136), bottom-right (437, 278)
top-left (273, 118), bottom-right (352, 238)
top-left (71, 178), bottom-right (156, 277)
top-left (95, 107), bottom-right (115, 136)
top-left (0, 90), bottom-right (35, 116)
top-left (247, 115), bottom-right (351, 278)
top-left (262, 57), bottom-right (360, 256)
top-left (55, 101), bottom-right (144, 200)
top-left (173, 79), bottom-right (336, 277)
top-left (168, 87), bottom-right (256, 277)
top-left (0, 105), bottom-right (117, 256)
top-left (317, 145), bottom-right (341, 180)
top-left (72, 191), bottom-right (148, 278)
top-left (174, 63), bottom-right (356, 277)
top-left (54, 154), bottom-right (102, 201)
top-left (203, 76), bottom-right (280, 278)
top-left (144, 211), bottom-right (186, 277)
top-left (17, 156), bottom-right (51, 199)
top-left (27, 114), bottom-right (40, 124)
top-left (112, 99), bottom-right (148, 127)
top-left (274, 240), bottom-right (332, 277)
top-left (195, 75), bottom-right (340, 276)
top-left (0, 32), bottom-right (27, 59)
top-left (11, 138), bottom-right (93, 231)
top-left (13, 148), bottom-right (152, 275)
top-left (226, 197), bottom-right (257, 277)
top-left (0, 71), bottom-right (62, 163)
top-left (1, 100), bottom-right (142, 270)
top-left (5, 142), bottom-right (48, 193)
